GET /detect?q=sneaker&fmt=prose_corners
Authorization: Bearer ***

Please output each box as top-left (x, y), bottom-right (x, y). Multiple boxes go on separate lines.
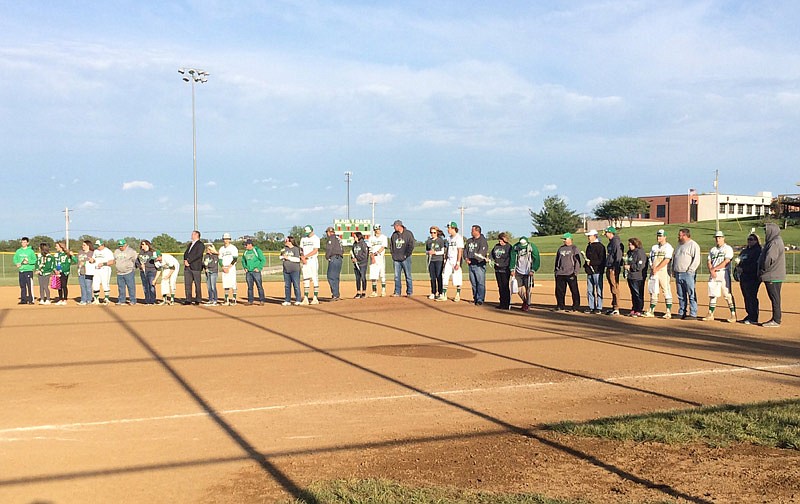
top-left (702, 315), bottom-right (715, 321)
top-left (741, 319), bottom-right (752, 325)
top-left (453, 294), bottom-right (460, 303)
top-left (41, 299), bottom-right (51, 305)
top-left (281, 301), bottom-right (291, 306)
top-left (682, 315), bottom-right (697, 321)
top-left (583, 309), bottom-right (594, 314)
top-left (92, 299), bottom-right (100, 305)
top-left (762, 320), bottom-right (781, 328)
top-left (294, 301), bottom-right (302, 306)
top-left (381, 289), bottom-right (386, 297)
top-left (354, 294), bottom-right (362, 299)
top-left (641, 310), bottom-right (654, 318)
top-left (552, 308), bottom-right (565, 312)
top-left (310, 297), bottom-right (319, 305)
top-left (391, 293), bottom-right (401, 297)
top-left (428, 294), bottom-right (436, 300)
top-left (521, 303), bottom-right (530, 312)
top-left (300, 297), bottom-right (310, 305)
top-left (435, 295), bottom-right (447, 302)
top-left (607, 309), bottom-right (619, 316)
top-left (78, 301), bottom-right (87, 306)
top-left (592, 309), bottom-right (603, 314)
top-left (369, 292), bottom-right (378, 298)
top-left (661, 312), bottom-right (672, 319)
top-left (726, 317), bottom-right (736, 323)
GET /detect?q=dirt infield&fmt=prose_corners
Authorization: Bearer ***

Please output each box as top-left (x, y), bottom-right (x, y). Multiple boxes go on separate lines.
top-left (1, 280), bottom-right (799, 503)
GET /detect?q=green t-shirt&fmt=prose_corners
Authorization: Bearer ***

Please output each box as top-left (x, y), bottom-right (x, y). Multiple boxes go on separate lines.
top-left (13, 246), bottom-right (37, 273)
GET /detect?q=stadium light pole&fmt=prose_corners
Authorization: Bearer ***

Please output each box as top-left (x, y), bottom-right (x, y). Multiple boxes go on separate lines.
top-left (344, 171), bottom-right (353, 220)
top-left (179, 67), bottom-right (209, 231)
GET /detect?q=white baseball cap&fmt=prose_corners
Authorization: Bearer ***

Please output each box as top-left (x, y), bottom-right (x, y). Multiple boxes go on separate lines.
top-left (222, 232), bottom-right (231, 240)
top-left (584, 229), bottom-right (598, 236)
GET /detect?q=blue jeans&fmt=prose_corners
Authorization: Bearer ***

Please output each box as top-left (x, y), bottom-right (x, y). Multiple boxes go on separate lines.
top-left (675, 271), bottom-right (697, 317)
top-left (327, 256), bottom-right (343, 298)
top-left (117, 272), bottom-right (136, 304)
top-left (284, 270), bottom-right (301, 303)
top-left (245, 270), bottom-right (264, 303)
top-left (393, 256), bottom-right (413, 295)
top-left (79, 274), bottom-right (93, 303)
top-left (468, 263), bottom-right (486, 303)
top-left (140, 270), bottom-right (157, 304)
top-left (586, 273), bottom-right (604, 310)
top-left (206, 271), bottom-right (218, 303)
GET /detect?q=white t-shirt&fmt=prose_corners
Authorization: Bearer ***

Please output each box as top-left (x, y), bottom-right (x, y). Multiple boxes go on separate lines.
top-left (218, 244), bottom-right (239, 268)
top-left (300, 235), bottom-right (321, 260)
top-left (368, 234), bottom-right (388, 259)
top-left (446, 234), bottom-right (464, 263)
top-left (649, 242), bottom-right (674, 273)
top-left (92, 247), bottom-right (115, 268)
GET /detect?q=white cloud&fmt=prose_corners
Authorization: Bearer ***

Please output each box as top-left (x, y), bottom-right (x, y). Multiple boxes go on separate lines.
top-left (525, 190), bottom-right (540, 198)
top-left (122, 180), bottom-right (154, 191)
top-left (205, 181), bottom-right (217, 187)
top-left (77, 201), bottom-right (98, 209)
top-left (586, 196), bottom-right (608, 210)
top-left (158, 196), bottom-right (169, 204)
top-left (542, 184), bottom-right (557, 192)
top-left (462, 194), bottom-right (511, 207)
top-left (356, 192), bottom-right (395, 205)
top-left (418, 199), bottom-right (450, 210)
top-left (485, 206), bottom-right (529, 217)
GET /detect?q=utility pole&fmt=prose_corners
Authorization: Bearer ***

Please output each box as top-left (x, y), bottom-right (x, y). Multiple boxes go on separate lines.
top-left (63, 207), bottom-right (70, 249)
top-left (344, 171), bottom-right (353, 220)
top-left (458, 205), bottom-right (467, 232)
top-left (371, 199), bottom-right (376, 229)
top-left (178, 67), bottom-right (209, 231)
top-left (714, 169), bottom-right (719, 232)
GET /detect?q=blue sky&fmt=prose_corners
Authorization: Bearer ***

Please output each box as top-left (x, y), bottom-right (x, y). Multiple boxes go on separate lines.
top-left (1, 1), bottom-right (799, 240)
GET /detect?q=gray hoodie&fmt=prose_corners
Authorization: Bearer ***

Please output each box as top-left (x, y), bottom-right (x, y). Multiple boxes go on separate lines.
top-left (758, 223), bottom-right (786, 282)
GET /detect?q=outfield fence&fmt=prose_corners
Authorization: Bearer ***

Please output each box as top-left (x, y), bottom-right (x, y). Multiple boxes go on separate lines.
top-left (1, 251), bottom-right (799, 287)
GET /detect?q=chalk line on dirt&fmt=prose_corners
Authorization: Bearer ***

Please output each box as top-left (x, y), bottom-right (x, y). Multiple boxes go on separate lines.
top-left (2, 362), bottom-right (798, 437)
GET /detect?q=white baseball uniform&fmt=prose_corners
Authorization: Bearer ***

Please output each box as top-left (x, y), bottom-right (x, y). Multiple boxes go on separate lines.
top-left (158, 253), bottom-right (180, 296)
top-left (368, 233), bottom-right (388, 281)
top-left (648, 242), bottom-right (674, 304)
top-left (707, 244), bottom-right (734, 299)
top-left (91, 247), bottom-right (114, 293)
top-left (300, 234), bottom-right (321, 286)
top-left (442, 233), bottom-right (464, 287)
top-left (218, 244), bottom-right (239, 290)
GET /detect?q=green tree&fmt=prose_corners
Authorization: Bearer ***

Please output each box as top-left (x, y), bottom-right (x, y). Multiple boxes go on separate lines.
top-left (594, 196), bottom-right (650, 228)
top-left (486, 230), bottom-right (514, 241)
top-left (151, 233), bottom-right (181, 253)
top-left (288, 225), bottom-right (306, 241)
top-left (29, 235), bottom-right (55, 250)
top-left (530, 195), bottom-right (581, 236)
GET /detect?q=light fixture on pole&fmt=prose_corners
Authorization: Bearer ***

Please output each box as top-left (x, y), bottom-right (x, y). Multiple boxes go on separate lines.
top-left (178, 67), bottom-right (209, 231)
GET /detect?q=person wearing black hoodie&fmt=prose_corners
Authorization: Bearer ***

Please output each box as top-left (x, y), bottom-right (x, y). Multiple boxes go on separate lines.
top-left (583, 229), bottom-right (606, 314)
top-left (603, 226), bottom-right (624, 315)
top-left (758, 223), bottom-right (785, 327)
top-left (735, 233), bottom-right (762, 325)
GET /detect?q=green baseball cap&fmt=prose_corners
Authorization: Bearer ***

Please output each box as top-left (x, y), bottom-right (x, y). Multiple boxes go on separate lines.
top-left (303, 225), bottom-right (313, 236)
top-left (605, 226), bottom-right (617, 234)
top-left (447, 221), bottom-right (458, 229)
top-left (562, 233), bottom-right (572, 240)
top-left (117, 239), bottom-right (126, 246)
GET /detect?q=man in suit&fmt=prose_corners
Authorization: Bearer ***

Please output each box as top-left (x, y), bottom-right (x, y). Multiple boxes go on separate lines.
top-left (183, 230), bottom-right (204, 305)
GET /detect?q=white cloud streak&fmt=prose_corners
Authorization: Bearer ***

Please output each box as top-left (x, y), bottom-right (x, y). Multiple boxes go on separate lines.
top-left (122, 180), bottom-right (154, 191)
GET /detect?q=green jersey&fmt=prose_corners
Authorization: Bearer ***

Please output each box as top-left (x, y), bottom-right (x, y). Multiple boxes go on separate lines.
top-left (36, 253), bottom-right (56, 275)
top-left (241, 246), bottom-right (266, 271)
top-left (55, 251), bottom-right (77, 275)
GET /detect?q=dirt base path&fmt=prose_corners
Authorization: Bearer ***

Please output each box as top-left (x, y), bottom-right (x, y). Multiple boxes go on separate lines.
top-left (1, 281), bottom-right (798, 503)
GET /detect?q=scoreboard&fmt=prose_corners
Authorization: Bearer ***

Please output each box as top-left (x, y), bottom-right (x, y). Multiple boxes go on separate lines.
top-left (334, 219), bottom-right (372, 246)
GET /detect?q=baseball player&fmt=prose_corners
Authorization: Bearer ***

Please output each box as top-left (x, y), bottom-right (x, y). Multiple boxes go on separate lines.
top-left (367, 224), bottom-right (389, 297)
top-left (156, 252), bottom-right (180, 305)
top-left (436, 221), bottom-right (464, 302)
top-left (510, 236), bottom-right (541, 312)
top-left (299, 225), bottom-right (320, 305)
top-left (642, 229), bottom-right (674, 318)
top-left (218, 232), bottom-right (239, 305)
top-left (703, 231), bottom-right (737, 322)
top-left (90, 240), bottom-right (115, 305)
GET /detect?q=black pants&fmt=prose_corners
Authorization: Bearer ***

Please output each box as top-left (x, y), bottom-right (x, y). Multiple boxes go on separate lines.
top-left (764, 281), bottom-right (782, 324)
top-left (555, 274), bottom-right (580, 310)
top-left (740, 279), bottom-right (761, 323)
top-left (184, 269), bottom-right (202, 303)
top-left (428, 260), bottom-right (443, 296)
top-left (495, 269), bottom-right (510, 308)
top-left (58, 272), bottom-right (69, 301)
top-left (628, 278), bottom-right (645, 312)
top-left (354, 266), bottom-right (367, 291)
top-left (19, 271), bottom-right (33, 303)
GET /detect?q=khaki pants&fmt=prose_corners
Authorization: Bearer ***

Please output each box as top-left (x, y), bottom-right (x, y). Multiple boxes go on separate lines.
top-left (648, 271), bottom-right (673, 306)
top-left (605, 267), bottom-right (621, 309)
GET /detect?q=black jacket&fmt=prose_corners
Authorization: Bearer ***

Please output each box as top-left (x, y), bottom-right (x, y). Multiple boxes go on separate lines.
top-left (584, 241), bottom-right (606, 275)
top-left (183, 240), bottom-right (204, 271)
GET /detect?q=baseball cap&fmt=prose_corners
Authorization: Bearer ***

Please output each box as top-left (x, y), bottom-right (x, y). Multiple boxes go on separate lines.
top-left (604, 226), bottom-right (617, 234)
top-left (392, 219), bottom-right (404, 227)
top-left (95, 239), bottom-right (104, 247)
top-left (562, 233), bottom-right (572, 240)
top-left (205, 241), bottom-right (214, 247)
top-left (222, 232), bottom-right (231, 240)
top-left (244, 239), bottom-right (253, 245)
top-left (325, 226), bottom-right (335, 233)
top-left (447, 221), bottom-right (458, 229)
top-left (117, 239), bottom-right (126, 246)
top-left (714, 230), bottom-right (725, 237)
top-left (656, 229), bottom-right (666, 236)
top-left (373, 224), bottom-right (381, 230)
top-left (303, 225), bottom-right (313, 235)
top-left (519, 237), bottom-right (528, 245)
top-left (584, 229), bottom-right (598, 236)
